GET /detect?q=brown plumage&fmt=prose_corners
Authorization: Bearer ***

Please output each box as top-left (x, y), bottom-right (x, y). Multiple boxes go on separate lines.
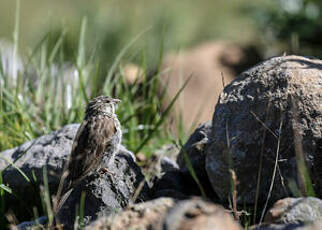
top-left (55, 96), bottom-right (122, 213)
top-left (66, 95), bottom-right (122, 189)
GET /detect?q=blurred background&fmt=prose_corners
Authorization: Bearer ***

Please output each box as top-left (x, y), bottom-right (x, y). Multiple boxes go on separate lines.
top-left (1, 0), bottom-right (322, 61)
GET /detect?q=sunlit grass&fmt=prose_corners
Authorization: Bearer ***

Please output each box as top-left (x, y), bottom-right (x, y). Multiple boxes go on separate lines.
top-left (0, 19), bottom-right (183, 155)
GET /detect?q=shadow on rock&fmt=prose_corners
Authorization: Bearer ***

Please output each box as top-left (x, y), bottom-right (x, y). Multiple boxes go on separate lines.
top-left (151, 122), bottom-right (219, 202)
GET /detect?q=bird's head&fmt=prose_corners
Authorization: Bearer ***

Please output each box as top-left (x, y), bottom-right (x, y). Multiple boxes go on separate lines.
top-left (85, 95), bottom-right (121, 117)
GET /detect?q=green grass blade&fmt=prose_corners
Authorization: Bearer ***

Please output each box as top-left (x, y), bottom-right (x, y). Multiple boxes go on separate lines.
top-left (104, 27), bottom-right (151, 90)
top-left (42, 166), bottom-right (53, 226)
top-left (0, 184), bottom-right (12, 194)
top-left (134, 74), bottom-right (192, 154)
top-left (0, 156), bottom-right (30, 183)
top-left (12, 0), bottom-right (20, 83)
top-left (77, 17), bottom-right (87, 68)
top-left (48, 30), bottom-right (66, 63)
top-left (79, 191), bottom-right (86, 230)
top-left (0, 173), bottom-right (6, 230)
top-left (179, 139), bottom-right (207, 199)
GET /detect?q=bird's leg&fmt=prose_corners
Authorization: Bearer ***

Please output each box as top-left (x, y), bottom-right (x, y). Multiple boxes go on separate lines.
top-left (99, 153), bottom-right (116, 175)
top-left (98, 167), bottom-right (115, 175)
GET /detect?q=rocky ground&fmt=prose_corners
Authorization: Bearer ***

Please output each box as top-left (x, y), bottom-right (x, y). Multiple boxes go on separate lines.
top-left (1, 55), bottom-right (322, 230)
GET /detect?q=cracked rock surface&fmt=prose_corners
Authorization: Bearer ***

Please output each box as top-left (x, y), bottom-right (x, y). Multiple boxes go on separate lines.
top-left (206, 55), bottom-right (322, 204)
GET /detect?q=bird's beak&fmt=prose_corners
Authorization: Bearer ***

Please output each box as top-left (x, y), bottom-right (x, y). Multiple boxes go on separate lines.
top-left (112, 98), bottom-right (121, 103)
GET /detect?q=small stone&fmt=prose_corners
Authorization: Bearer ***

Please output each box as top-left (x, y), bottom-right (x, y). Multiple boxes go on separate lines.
top-left (85, 198), bottom-right (176, 230)
top-left (15, 216), bottom-right (48, 230)
top-left (164, 198), bottom-right (242, 230)
top-left (265, 197), bottom-right (322, 224)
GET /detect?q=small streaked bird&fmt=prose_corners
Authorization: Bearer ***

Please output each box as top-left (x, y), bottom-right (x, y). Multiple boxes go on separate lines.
top-left (66, 95), bottom-right (122, 189)
top-left (55, 96), bottom-right (122, 212)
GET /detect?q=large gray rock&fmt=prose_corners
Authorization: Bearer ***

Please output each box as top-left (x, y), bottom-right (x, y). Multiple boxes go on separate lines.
top-left (1, 124), bottom-right (135, 191)
top-left (0, 124), bottom-right (141, 226)
top-left (1, 124), bottom-right (78, 189)
top-left (206, 55), bottom-right (322, 204)
top-left (56, 149), bottom-right (147, 229)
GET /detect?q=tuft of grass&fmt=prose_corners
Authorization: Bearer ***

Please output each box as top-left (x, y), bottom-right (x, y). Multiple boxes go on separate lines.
top-left (0, 22), bottom-right (180, 155)
top-left (42, 166), bottom-right (54, 227)
top-left (134, 75), bottom-right (192, 155)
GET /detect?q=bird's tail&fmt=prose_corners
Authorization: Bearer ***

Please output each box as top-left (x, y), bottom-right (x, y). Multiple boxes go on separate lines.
top-left (52, 168), bottom-right (72, 216)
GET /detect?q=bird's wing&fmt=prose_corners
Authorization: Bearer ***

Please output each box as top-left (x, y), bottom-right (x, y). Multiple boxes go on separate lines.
top-left (99, 116), bottom-right (117, 151)
top-left (68, 119), bottom-right (92, 182)
top-left (83, 115), bottom-right (117, 164)
top-left (75, 116), bottom-right (117, 176)
top-left (70, 120), bottom-right (88, 155)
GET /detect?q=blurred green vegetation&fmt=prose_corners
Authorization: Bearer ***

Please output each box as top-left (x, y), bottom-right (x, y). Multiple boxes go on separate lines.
top-left (0, 0), bottom-right (264, 65)
top-left (1, 0), bottom-right (320, 65)
top-left (246, 0), bottom-right (322, 57)
top-left (1, 0), bottom-right (321, 63)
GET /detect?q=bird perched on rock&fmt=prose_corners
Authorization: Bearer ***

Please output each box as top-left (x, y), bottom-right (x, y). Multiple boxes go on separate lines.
top-left (55, 95), bottom-right (122, 212)
top-left (67, 95), bottom-right (121, 188)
